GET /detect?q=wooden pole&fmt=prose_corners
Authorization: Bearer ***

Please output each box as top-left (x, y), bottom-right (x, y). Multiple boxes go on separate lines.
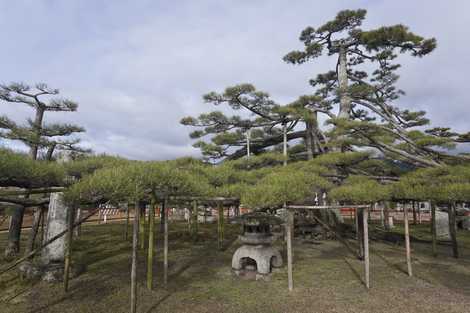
top-left (283, 122), bottom-right (287, 166)
top-left (418, 202), bottom-right (422, 224)
top-left (163, 203), bottom-right (169, 286)
top-left (139, 203), bottom-right (145, 250)
top-left (404, 204), bottom-right (413, 277)
top-left (64, 205), bottom-right (75, 292)
top-left (449, 202), bottom-right (459, 258)
top-left (363, 207), bottom-right (370, 289)
top-left (125, 203), bottom-right (130, 240)
top-left (287, 208), bottom-right (294, 291)
top-left (192, 200), bottom-right (198, 240)
top-left (355, 208), bottom-right (364, 259)
top-left (130, 200), bottom-right (139, 313)
top-left (218, 203), bottom-right (224, 250)
top-left (147, 198), bottom-right (156, 290)
top-left (431, 201), bottom-right (437, 257)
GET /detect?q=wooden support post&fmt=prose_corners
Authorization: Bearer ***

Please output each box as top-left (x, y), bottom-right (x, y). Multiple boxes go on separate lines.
top-left (147, 199), bottom-right (155, 290)
top-left (418, 203), bottom-right (422, 224)
top-left (40, 210), bottom-right (45, 244)
top-left (431, 201), bottom-right (437, 257)
top-left (218, 203), bottom-right (224, 250)
top-left (139, 203), bottom-right (145, 250)
top-left (449, 202), bottom-right (459, 258)
top-left (287, 208), bottom-right (294, 291)
top-left (355, 208), bottom-right (364, 259)
top-left (130, 200), bottom-right (139, 313)
top-left (412, 201), bottom-right (417, 225)
top-left (125, 203), bottom-right (130, 240)
top-left (192, 200), bottom-right (198, 240)
top-left (363, 207), bottom-right (370, 289)
top-left (404, 204), bottom-right (413, 277)
top-left (64, 205), bottom-right (75, 292)
top-left (163, 203), bottom-right (168, 286)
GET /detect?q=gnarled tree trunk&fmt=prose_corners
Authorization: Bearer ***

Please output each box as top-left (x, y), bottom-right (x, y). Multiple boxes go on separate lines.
top-left (4, 206), bottom-right (25, 260)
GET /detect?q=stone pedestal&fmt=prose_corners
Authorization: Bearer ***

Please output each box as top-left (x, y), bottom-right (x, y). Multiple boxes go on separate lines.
top-left (232, 245), bottom-right (282, 275)
top-left (436, 210), bottom-right (450, 239)
top-left (41, 192), bottom-right (69, 281)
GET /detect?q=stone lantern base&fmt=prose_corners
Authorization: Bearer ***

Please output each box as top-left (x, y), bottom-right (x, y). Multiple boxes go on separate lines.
top-left (232, 245), bottom-right (283, 276)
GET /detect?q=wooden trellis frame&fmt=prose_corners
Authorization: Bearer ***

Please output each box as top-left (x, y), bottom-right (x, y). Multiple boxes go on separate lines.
top-left (284, 204), bottom-right (414, 291)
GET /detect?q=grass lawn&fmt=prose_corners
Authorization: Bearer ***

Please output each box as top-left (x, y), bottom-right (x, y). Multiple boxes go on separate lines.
top-left (1, 220), bottom-right (470, 313)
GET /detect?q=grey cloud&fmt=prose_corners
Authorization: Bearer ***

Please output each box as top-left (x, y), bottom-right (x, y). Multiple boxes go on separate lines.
top-left (0, 0), bottom-right (469, 159)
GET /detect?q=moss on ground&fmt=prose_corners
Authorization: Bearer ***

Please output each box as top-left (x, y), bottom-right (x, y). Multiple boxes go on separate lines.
top-left (1, 220), bottom-right (470, 312)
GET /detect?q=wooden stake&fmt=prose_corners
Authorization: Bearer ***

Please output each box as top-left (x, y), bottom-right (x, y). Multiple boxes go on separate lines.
top-left (147, 198), bottom-right (156, 290)
top-left (218, 203), bottom-right (224, 249)
top-left (287, 208), bottom-right (294, 291)
top-left (64, 205), bottom-right (75, 292)
top-left (125, 203), bottom-right (130, 240)
top-left (130, 200), bottom-right (139, 313)
top-left (355, 208), bottom-right (364, 259)
top-left (139, 203), bottom-right (145, 250)
top-left (363, 207), bottom-right (370, 289)
top-left (404, 204), bottom-right (413, 277)
top-left (192, 200), bottom-right (198, 239)
top-left (431, 201), bottom-right (437, 257)
top-left (163, 202), bottom-right (168, 286)
top-left (449, 202), bottom-right (459, 258)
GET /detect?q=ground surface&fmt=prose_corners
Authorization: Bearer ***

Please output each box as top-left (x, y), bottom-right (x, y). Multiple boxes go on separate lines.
top-left (1, 220), bottom-right (470, 313)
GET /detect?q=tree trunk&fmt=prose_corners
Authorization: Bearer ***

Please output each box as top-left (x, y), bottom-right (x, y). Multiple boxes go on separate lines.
top-left (337, 45), bottom-right (351, 119)
top-left (305, 121), bottom-right (314, 160)
top-left (29, 106), bottom-right (45, 160)
top-left (45, 143), bottom-right (57, 161)
top-left (4, 206), bottom-right (25, 259)
top-left (147, 198), bottom-right (155, 290)
top-left (130, 200), bottom-right (139, 313)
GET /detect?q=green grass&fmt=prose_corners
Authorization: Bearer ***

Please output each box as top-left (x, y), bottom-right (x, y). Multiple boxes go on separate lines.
top-left (1, 220), bottom-right (470, 312)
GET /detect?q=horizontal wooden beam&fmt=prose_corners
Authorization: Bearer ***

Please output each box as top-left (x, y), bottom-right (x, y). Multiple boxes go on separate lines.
top-left (287, 205), bottom-right (370, 210)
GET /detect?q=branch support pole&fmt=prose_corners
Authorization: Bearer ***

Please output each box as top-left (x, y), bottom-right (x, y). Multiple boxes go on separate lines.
top-left (147, 198), bottom-right (155, 290)
top-left (431, 201), bottom-right (437, 257)
top-left (63, 205), bottom-right (75, 292)
top-left (286, 208), bottom-right (294, 291)
top-left (404, 204), bottom-right (413, 277)
top-left (163, 203), bottom-right (168, 286)
top-left (363, 207), bottom-right (370, 289)
top-left (130, 199), bottom-right (139, 313)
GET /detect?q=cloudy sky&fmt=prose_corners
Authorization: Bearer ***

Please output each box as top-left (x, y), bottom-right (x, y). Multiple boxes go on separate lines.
top-left (0, 0), bottom-right (469, 160)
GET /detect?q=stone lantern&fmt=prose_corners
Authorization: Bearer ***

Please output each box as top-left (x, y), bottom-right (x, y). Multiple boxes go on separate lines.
top-left (232, 213), bottom-right (283, 278)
